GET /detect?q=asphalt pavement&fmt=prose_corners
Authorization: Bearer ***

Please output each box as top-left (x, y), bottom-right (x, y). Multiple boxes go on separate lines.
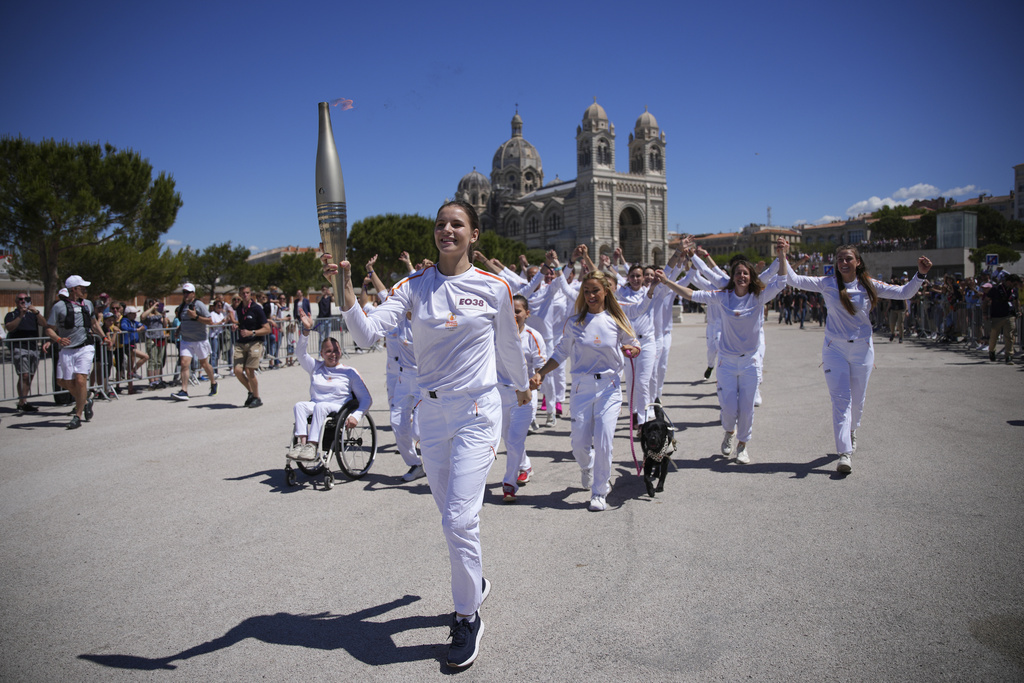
top-left (1, 316), bottom-right (1022, 682)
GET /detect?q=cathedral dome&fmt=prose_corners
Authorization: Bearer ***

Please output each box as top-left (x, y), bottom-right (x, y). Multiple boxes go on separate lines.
top-left (492, 111), bottom-right (542, 174)
top-left (635, 107), bottom-right (658, 132)
top-left (458, 168), bottom-right (491, 196)
top-left (583, 98), bottom-right (608, 123)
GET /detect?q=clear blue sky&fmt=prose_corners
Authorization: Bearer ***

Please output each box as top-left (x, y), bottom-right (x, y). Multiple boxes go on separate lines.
top-left (2, 0), bottom-right (1021, 255)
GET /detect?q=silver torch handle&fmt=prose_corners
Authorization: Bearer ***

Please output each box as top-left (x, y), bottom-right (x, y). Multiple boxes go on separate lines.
top-left (316, 101), bottom-right (347, 299)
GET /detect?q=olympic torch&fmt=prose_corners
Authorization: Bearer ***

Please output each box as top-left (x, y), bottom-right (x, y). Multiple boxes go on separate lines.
top-left (316, 101), bottom-right (346, 298)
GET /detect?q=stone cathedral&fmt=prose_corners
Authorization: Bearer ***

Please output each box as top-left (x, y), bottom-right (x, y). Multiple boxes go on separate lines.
top-left (454, 99), bottom-right (668, 266)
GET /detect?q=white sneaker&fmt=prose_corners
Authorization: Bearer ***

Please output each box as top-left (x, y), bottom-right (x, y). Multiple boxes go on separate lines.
top-left (544, 412), bottom-right (556, 427)
top-left (754, 391), bottom-right (762, 407)
top-left (736, 443), bottom-right (750, 464)
top-left (581, 467), bottom-right (593, 490)
top-left (588, 495), bottom-right (607, 511)
top-left (721, 432), bottom-right (734, 457)
top-left (528, 419), bottom-right (540, 434)
top-left (299, 443), bottom-right (319, 461)
top-left (850, 430), bottom-right (857, 453)
top-left (837, 453), bottom-right (852, 474)
top-left (402, 464), bottom-right (426, 482)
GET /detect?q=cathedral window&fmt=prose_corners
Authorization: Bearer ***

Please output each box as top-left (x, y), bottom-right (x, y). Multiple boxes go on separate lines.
top-left (578, 143), bottom-right (591, 168)
top-left (528, 217), bottom-right (539, 234)
top-left (631, 152), bottom-right (644, 174)
top-left (597, 139), bottom-right (611, 166)
top-left (546, 214), bottom-right (561, 232)
top-left (509, 220), bottom-right (519, 236)
top-left (649, 148), bottom-right (662, 172)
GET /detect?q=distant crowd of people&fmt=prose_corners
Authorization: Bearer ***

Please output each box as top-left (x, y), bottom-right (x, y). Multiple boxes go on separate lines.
top-left (2, 278), bottom-right (338, 425)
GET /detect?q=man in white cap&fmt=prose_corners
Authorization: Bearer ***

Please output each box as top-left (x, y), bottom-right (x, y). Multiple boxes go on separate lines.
top-left (171, 283), bottom-right (218, 400)
top-left (45, 275), bottom-right (109, 429)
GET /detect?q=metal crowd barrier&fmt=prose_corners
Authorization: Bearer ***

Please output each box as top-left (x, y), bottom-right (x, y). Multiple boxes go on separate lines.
top-left (1, 315), bottom-right (376, 406)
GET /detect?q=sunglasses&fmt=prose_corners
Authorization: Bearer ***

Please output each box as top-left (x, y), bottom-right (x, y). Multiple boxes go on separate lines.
top-left (17, 297), bottom-right (31, 302)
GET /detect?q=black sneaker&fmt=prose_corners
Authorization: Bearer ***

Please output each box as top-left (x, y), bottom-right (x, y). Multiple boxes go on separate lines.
top-left (703, 366), bottom-right (713, 380)
top-left (209, 382), bottom-right (218, 397)
top-left (18, 403), bottom-right (38, 413)
top-left (244, 392), bottom-right (254, 407)
top-left (447, 612), bottom-right (484, 668)
top-left (248, 397), bottom-right (263, 408)
top-left (67, 415), bottom-right (82, 430)
top-left (84, 397), bottom-right (94, 422)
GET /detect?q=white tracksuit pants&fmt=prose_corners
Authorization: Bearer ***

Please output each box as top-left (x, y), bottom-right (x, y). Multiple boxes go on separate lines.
top-left (417, 386), bottom-right (502, 616)
top-left (624, 339), bottom-right (655, 423)
top-left (706, 320), bottom-right (721, 368)
top-left (570, 374), bottom-right (621, 497)
top-left (822, 337), bottom-right (874, 455)
top-left (293, 401), bottom-right (346, 443)
top-left (390, 368), bottom-right (421, 468)
top-left (715, 352), bottom-right (759, 443)
top-left (498, 384), bottom-right (534, 491)
top-left (541, 336), bottom-right (566, 413)
top-left (655, 331), bottom-right (672, 400)
top-left (647, 335), bottom-right (664, 403)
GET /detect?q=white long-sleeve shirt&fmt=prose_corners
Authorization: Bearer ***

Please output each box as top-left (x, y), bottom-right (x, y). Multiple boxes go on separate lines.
top-left (550, 312), bottom-right (640, 378)
top-left (500, 325), bottom-right (546, 385)
top-left (296, 333), bottom-right (372, 422)
top-left (787, 271), bottom-right (925, 342)
top-left (343, 265), bottom-right (529, 393)
top-left (616, 284), bottom-right (656, 339)
top-left (690, 276), bottom-right (787, 357)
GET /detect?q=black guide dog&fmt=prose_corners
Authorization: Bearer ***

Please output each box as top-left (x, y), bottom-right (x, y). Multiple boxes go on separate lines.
top-left (639, 403), bottom-right (679, 497)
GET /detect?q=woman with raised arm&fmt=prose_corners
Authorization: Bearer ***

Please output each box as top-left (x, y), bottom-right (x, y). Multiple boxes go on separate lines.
top-left (531, 270), bottom-right (640, 512)
top-left (653, 238), bottom-right (789, 464)
top-left (288, 308), bottom-right (372, 461)
top-left (786, 245), bottom-right (932, 473)
top-left (323, 200), bottom-right (530, 669)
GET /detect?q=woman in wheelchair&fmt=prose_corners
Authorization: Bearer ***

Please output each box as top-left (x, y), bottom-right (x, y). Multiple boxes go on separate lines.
top-left (289, 308), bottom-right (372, 461)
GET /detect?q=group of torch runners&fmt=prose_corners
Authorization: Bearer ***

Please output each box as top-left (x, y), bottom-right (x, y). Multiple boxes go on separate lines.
top-left (316, 199), bottom-right (933, 668)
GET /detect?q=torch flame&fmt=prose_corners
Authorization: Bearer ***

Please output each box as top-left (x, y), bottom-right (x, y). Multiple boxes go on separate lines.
top-left (331, 98), bottom-right (354, 111)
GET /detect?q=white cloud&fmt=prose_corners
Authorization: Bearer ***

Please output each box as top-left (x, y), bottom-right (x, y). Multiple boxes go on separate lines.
top-left (891, 183), bottom-right (940, 201)
top-left (845, 182), bottom-right (984, 216)
top-left (942, 184), bottom-right (977, 197)
top-left (164, 238), bottom-right (182, 246)
top-left (815, 215), bottom-right (843, 225)
top-left (846, 196), bottom-right (894, 216)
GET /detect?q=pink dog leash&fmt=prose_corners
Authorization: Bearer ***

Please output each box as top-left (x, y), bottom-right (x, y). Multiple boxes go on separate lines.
top-left (624, 351), bottom-right (641, 476)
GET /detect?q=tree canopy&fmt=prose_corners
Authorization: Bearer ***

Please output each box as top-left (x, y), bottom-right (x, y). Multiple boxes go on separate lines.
top-left (0, 136), bottom-right (182, 304)
top-left (182, 242), bottom-right (251, 296)
top-left (347, 214), bottom-right (436, 285)
top-left (969, 245), bottom-right (1021, 269)
top-left (59, 240), bottom-right (187, 300)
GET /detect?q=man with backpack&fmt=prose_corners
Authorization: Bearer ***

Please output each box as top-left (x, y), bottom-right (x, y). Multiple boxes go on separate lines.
top-left (45, 275), bottom-right (110, 429)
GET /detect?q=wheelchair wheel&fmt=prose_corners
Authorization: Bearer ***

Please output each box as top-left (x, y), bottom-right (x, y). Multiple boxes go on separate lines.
top-left (332, 411), bottom-right (376, 479)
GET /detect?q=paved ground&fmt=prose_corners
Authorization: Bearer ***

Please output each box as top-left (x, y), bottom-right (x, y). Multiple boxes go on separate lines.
top-left (1, 317), bottom-right (1022, 682)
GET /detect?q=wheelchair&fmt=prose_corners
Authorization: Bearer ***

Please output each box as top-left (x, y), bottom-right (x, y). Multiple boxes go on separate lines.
top-left (285, 396), bottom-right (377, 489)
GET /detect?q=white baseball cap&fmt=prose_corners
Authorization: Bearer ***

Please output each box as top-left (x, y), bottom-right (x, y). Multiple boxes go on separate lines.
top-left (58, 288), bottom-right (70, 298)
top-left (124, 306), bottom-right (138, 315)
top-left (65, 275), bottom-right (91, 288)
top-left (182, 283), bottom-right (196, 292)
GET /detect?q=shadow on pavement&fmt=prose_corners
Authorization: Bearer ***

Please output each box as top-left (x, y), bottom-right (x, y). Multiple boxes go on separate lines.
top-left (674, 453), bottom-right (843, 479)
top-left (78, 594), bottom-right (447, 670)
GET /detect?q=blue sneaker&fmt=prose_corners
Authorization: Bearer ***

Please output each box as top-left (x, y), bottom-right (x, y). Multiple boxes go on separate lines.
top-left (171, 390), bottom-right (190, 401)
top-left (447, 612), bottom-right (484, 668)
